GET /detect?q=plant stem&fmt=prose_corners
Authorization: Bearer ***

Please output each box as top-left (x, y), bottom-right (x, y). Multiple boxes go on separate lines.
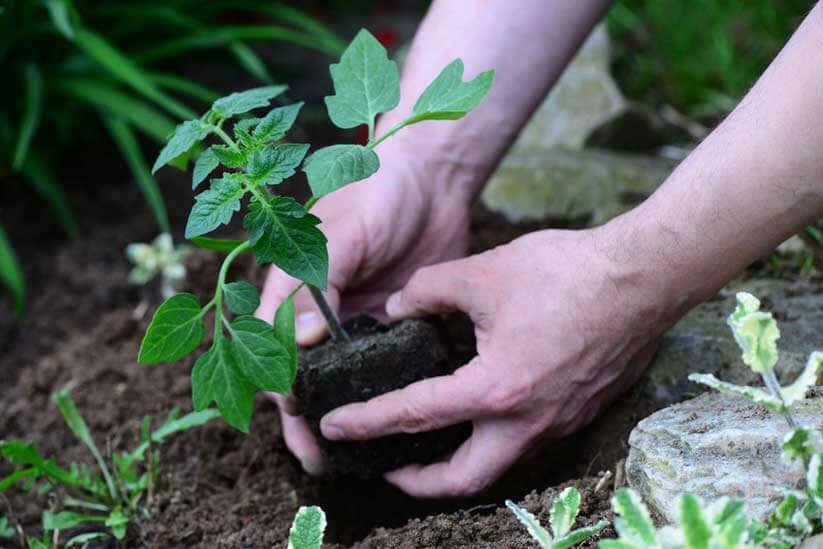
top-left (210, 124), bottom-right (239, 151)
top-left (761, 370), bottom-right (797, 429)
top-left (308, 285), bottom-right (350, 342)
top-left (213, 240), bottom-right (251, 337)
top-left (367, 118), bottom-right (412, 150)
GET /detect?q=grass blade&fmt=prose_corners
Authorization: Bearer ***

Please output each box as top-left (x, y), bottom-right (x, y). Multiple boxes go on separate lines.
top-left (147, 72), bottom-right (220, 104)
top-left (74, 28), bottom-right (196, 120)
top-left (62, 78), bottom-right (175, 142)
top-left (102, 117), bottom-right (170, 233)
top-left (20, 150), bottom-right (78, 237)
top-left (51, 389), bottom-right (118, 501)
top-left (229, 41), bottom-right (273, 83)
top-left (0, 224), bottom-right (24, 318)
top-left (12, 64), bottom-right (43, 171)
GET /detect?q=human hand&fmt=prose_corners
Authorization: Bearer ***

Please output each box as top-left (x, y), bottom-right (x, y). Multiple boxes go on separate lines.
top-left (256, 142), bottom-right (477, 474)
top-left (317, 226), bottom-right (666, 497)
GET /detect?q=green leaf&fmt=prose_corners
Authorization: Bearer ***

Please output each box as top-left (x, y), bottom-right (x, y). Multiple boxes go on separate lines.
top-left (781, 427), bottom-right (822, 464)
top-left (247, 143), bottom-right (310, 185)
top-left (130, 408), bottom-right (221, 461)
top-left (51, 389), bottom-right (118, 500)
top-left (809, 453), bottom-right (823, 507)
top-left (772, 493), bottom-right (799, 526)
top-left (288, 506), bottom-right (327, 549)
top-left (274, 296), bottom-right (297, 381)
top-left (688, 373), bottom-right (784, 412)
top-left (193, 148), bottom-right (220, 190)
top-left (139, 293), bottom-right (205, 364)
top-left (0, 224), bottom-right (25, 318)
top-left (0, 516), bottom-right (15, 538)
top-left (191, 237), bottom-right (248, 254)
top-left (726, 293), bottom-right (780, 374)
top-left (550, 486), bottom-right (580, 539)
top-left (505, 500), bottom-right (553, 547)
top-left (679, 493), bottom-right (711, 549)
top-left (411, 59), bottom-right (494, 122)
top-left (611, 488), bottom-right (659, 547)
top-left (12, 64), bottom-right (43, 171)
top-left (191, 336), bottom-right (255, 433)
top-left (324, 29), bottom-right (400, 133)
top-left (153, 119), bottom-right (211, 174)
top-left (105, 508), bottom-right (128, 540)
top-left (185, 175), bottom-right (246, 239)
top-left (44, 0), bottom-right (78, 39)
top-left (21, 151), bottom-right (78, 237)
top-left (228, 316), bottom-right (294, 393)
top-left (229, 41), bottom-right (274, 83)
top-left (0, 441), bottom-right (83, 493)
top-left (254, 102), bottom-right (304, 141)
top-left (43, 510), bottom-right (106, 531)
top-left (104, 117), bottom-right (170, 234)
top-left (553, 521), bottom-right (609, 549)
top-left (303, 144), bottom-right (379, 197)
top-left (223, 281), bottom-right (260, 315)
top-left (211, 145), bottom-right (247, 169)
top-left (211, 85), bottom-right (287, 119)
top-left (243, 196), bottom-right (328, 289)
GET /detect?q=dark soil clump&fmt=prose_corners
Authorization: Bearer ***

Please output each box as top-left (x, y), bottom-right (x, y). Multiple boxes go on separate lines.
top-left (294, 316), bottom-right (470, 478)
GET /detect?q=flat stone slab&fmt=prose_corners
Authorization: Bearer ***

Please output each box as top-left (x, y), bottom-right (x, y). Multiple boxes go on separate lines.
top-left (626, 390), bottom-right (823, 522)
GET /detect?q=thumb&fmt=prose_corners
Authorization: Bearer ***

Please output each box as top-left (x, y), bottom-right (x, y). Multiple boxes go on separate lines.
top-left (293, 285), bottom-right (341, 346)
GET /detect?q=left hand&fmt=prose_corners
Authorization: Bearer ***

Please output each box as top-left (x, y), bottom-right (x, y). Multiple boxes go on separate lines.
top-left (318, 225), bottom-right (667, 498)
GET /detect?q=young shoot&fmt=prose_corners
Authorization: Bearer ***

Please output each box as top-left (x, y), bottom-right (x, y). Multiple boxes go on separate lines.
top-left (0, 389), bottom-right (219, 546)
top-left (506, 486), bottom-right (608, 548)
top-left (288, 506), bottom-right (326, 549)
top-left (125, 233), bottom-right (191, 299)
top-left (140, 29), bottom-right (495, 432)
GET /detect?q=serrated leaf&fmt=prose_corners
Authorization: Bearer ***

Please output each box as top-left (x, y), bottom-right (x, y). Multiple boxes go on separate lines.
top-left (185, 175), bottom-right (246, 239)
top-left (211, 145), bottom-right (247, 168)
top-left (243, 196), bottom-right (328, 289)
top-left (505, 500), bottom-right (552, 547)
top-left (152, 119), bottom-right (210, 174)
top-left (129, 409), bottom-right (220, 461)
top-left (410, 59), bottom-right (494, 122)
top-left (288, 506), bottom-right (327, 549)
top-left (611, 488), bottom-right (659, 547)
top-left (782, 427), bottom-right (823, 464)
top-left (727, 293), bottom-right (780, 375)
top-left (324, 29), bottom-right (399, 132)
top-left (773, 493), bottom-right (799, 526)
top-left (553, 520), bottom-right (609, 549)
top-left (228, 316), bottom-right (294, 393)
top-left (139, 293), bottom-right (205, 364)
top-left (679, 493), bottom-right (711, 549)
top-left (211, 85), bottom-right (287, 118)
top-left (191, 336), bottom-right (255, 432)
top-left (550, 486), bottom-right (580, 539)
top-left (223, 281), bottom-right (261, 315)
top-left (688, 373), bottom-right (784, 412)
top-left (193, 148), bottom-right (220, 190)
top-left (274, 296), bottom-right (297, 381)
top-left (255, 102), bottom-right (304, 141)
top-left (809, 453), bottom-right (823, 507)
top-left (105, 508), bottom-right (128, 540)
top-left (303, 144), bottom-right (379, 197)
top-left (247, 143), bottom-right (310, 185)
top-left (781, 351), bottom-right (822, 406)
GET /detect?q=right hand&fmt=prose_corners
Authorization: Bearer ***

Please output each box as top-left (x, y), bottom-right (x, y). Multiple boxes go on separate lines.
top-left (255, 141), bottom-right (476, 474)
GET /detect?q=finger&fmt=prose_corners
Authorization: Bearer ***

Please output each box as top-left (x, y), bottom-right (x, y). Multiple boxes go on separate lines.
top-left (270, 393), bottom-right (324, 475)
top-left (385, 260), bottom-right (477, 320)
top-left (384, 422), bottom-right (525, 498)
top-left (320, 359), bottom-right (489, 441)
top-left (293, 285), bottom-right (341, 346)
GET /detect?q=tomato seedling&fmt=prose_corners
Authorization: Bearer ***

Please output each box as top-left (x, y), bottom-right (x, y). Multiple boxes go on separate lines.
top-left (140, 29), bottom-right (494, 432)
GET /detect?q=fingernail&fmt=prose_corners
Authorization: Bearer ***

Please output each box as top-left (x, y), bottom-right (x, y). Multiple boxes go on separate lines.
top-left (300, 457), bottom-right (324, 476)
top-left (320, 416), bottom-right (345, 441)
top-left (385, 292), bottom-right (401, 316)
top-left (296, 311), bottom-right (321, 342)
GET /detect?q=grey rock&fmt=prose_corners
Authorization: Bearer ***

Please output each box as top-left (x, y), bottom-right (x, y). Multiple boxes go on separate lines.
top-left (800, 534), bottom-right (823, 548)
top-left (637, 278), bottom-right (823, 408)
top-left (626, 390), bottom-right (823, 522)
top-left (481, 147), bottom-right (674, 225)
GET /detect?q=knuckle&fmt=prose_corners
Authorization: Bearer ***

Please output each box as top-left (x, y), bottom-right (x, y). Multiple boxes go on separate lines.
top-left (484, 381), bottom-right (531, 415)
top-left (397, 400), bottom-right (433, 434)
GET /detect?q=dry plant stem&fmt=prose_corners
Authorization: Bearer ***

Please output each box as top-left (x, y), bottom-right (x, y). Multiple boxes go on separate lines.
top-left (308, 285), bottom-right (350, 342)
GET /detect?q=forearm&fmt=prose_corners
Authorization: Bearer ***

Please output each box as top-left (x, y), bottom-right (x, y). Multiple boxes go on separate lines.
top-left (606, 4), bottom-right (823, 324)
top-left (376, 0), bottom-right (613, 203)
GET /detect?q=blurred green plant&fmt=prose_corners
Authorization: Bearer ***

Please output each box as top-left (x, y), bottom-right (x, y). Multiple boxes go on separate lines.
top-left (0, 0), bottom-right (343, 318)
top-left (607, 0), bottom-right (809, 119)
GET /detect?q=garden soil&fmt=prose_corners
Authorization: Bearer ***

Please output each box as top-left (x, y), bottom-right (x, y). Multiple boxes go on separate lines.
top-left (1, 167), bottom-right (632, 548)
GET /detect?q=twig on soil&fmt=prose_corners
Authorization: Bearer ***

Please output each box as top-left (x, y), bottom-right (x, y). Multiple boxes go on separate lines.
top-left (1, 493), bottom-right (26, 547)
top-left (614, 459), bottom-right (626, 490)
